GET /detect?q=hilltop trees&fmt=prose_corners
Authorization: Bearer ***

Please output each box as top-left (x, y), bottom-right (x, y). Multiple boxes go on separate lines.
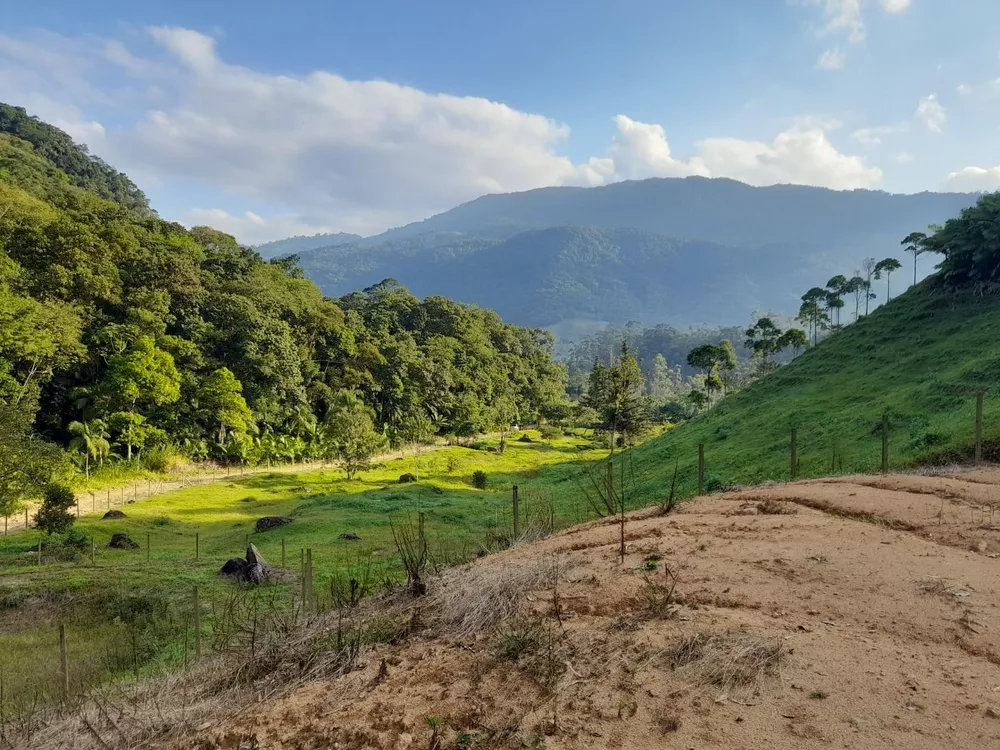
top-left (921, 194), bottom-right (1000, 290)
top-left (901, 232), bottom-right (929, 286)
top-left (686, 340), bottom-right (737, 401)
top-left (861, 258), bottom-right (877, 315)
top-left (875, 258), bottom-right (902, 301)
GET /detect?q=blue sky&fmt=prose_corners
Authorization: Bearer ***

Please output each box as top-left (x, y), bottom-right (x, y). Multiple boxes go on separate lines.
top-left (3, 0), bottom-right (1000, 243)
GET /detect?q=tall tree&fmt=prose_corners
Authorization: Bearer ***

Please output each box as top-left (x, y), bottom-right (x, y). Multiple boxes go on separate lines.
top-left (744, 317), bottom-right (784, 372)
top-left (323, 391), bottom-right (387, 479)
top-left (197, 368), bottom-right (254, 446)
top-left (845, 275), bottom-right (866, 321)
top-left (582, 343), bottom-right (653, 453)
top-left (901, 231), bottom-right (929, 286)
top-left (825, 275), bottom-right (848, 328)
top-left (874, 258), bottom-right (903, 301)
top-left (861, 258), bottom-right (877, 315)
top-left (67, 419), bottom-right (110, 478)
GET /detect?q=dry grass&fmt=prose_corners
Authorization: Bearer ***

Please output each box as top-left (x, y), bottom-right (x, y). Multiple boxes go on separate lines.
top-left (427, 559), bottom-right (561, 638)
top-left (665, 629), bottom-right (784, 694)
top-left (756, 499), bottom-right (797, 516)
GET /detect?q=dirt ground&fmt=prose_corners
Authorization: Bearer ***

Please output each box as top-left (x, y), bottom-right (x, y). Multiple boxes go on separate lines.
top-left (181, 470), bottom-right (1000, 750)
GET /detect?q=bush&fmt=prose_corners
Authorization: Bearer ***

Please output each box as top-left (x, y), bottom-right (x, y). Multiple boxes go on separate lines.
top-left (471, 470), bottom-right (488, 490)
top-left (141, 445), bottom-right (190, 473)
top-left (539, 425), bottom-right (561, 440)
top-left (35, 483), bottom-right (76, 535)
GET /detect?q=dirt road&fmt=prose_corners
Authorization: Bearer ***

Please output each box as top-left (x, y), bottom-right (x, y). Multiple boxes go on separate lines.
top-left (187, 468), bottom-right (1000, 749)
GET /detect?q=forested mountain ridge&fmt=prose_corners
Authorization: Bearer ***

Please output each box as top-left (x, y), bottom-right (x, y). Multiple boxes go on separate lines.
top-left (0, 107), bottom-right (566, 497)
top-left (290, 178), bottom-right (977, 329)
top-left (254, 232), bottom-right (362, 259)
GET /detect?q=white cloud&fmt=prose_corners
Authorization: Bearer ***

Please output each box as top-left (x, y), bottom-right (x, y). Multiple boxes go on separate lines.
top-left (881, 0), bottom-right (912, 13)
top-left (603, 116), bottom-right (881, 189)
top-left (807, 0), bottom-right (866, 44)
top-left (895, 152), bottom-right (914, 164)
top-left (851, 124), bottom-right (906, 146)
top-left (916, 94), bottom-right (946, 132)
top-left (0, 26), bottom-right (886, 242)
top-left (944, 165), bottom-right (1000, 192)
top-left (957, 83), bottom-right (972, 96)
top-left (817, 47), bottom-right (846, 70)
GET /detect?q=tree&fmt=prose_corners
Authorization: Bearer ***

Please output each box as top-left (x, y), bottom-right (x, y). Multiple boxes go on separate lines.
top-left (901, 231), bottom-right (929, 286)
top-left (744, 317), bottom-right (784, 372)
top-left (323, 391), bottom-right (387, 479)
top-left (796, 300), bottom-right (827, 346)
top-left (825, 276), bottom-right (848, 327)
top-left (874, 257), bottom-right (903, 302)
top-left (67, 419), bottom-right (110, 478)
top-left (35, 483), bottom-right (75, 535)
top-left (197, 368), bottom-right (254, 445)
top-left (777, 327), bottom-right (809, 357)
top-left (861, 258), bottom-right (877, 315)
top-left (581, 343), bottom-right (654, 453)
top-left (0, 401), bottom-right (63, 525)
top-left (845, 275), bottom-right (866, 321)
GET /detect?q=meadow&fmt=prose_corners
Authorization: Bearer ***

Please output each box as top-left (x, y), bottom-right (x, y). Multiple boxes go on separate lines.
top-left (0, 430), bottom-right (615, 711)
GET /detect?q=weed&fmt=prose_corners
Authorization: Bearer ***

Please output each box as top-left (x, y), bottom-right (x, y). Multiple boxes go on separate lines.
top-left (666, 629), bottom-right (784, 693)
top-left (657, 713), bottom-right (681, 733)
top-left (472, 470), bottom-right (488, 490)
top-left (494, 619), bottom-right (542, 662)
top-left (809, 691), bottom-right (828, 700)
top-left (756, 499), bottom-right (796, 516)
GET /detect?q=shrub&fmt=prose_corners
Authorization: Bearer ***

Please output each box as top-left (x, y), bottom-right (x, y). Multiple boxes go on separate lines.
top-left (471, 470), bottom-right (488, 490)
top-left (35, 483), bottom-right (76, 535)
top-left (142, 445), bottom-right (190, 473)
top-left (539, 425), bottom-right (561, 440)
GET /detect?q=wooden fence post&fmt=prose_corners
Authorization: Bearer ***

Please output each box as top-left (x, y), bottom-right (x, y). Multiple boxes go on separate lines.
top-left (91, 493), bottom-right (95, 513)
top-left (59, 624), bottom-right (69, 699)
top-left (195, 532), bottom-right (200, 561)
top-left (512, 485), bottom-right (520, 538)
top-left (107, 489), bottom-right (110, 509)
top-left (193, 586), bottom-right (201, 659)
top-left (305, 549), bottom-right (313, 615)
top-left (24, 507), bottom-right (28, 530)
top-left (418, 512), bottom-right (426, 564)
top-left (90, 536), bottom-right (95, 565)
top-left (698, 444), bottom-right (705, 495)
top-left (76, 497), bottom-right (80, 517)
top-left (881, 412), bottom-right (889, 475)
top-left (975, 391), bottom-right (984, 464)
top-left (146, 533), bottom-right (151, 563)
top-left (790, 428), bottom-right (798, 480)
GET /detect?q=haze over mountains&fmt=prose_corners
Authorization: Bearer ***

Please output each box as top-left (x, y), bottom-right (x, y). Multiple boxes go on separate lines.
top-left (279, 177), bottom-right (978, 330)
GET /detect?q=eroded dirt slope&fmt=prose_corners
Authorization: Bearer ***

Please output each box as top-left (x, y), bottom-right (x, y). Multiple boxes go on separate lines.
top-left (183, 470), bottom-right (1000, 749)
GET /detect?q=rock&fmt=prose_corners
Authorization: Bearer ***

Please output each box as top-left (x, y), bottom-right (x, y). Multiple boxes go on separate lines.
top-left (108, 533), bottom-right (139, 550)
top-left (102, 509), bottom-right (127, 519)
top-left (398, 473), bottom-right (418, 483)
top-left (986, 706), bottom-right (1000, 720)
top-left (517, 433), bottom-right (533, 443)
top-left (255, 516), bottom-right (292, 533)
top-left (978, 540), bottom-right (989, 553)
top-left (339, 532), bottom-right (361, 541)
top-left (220, 544), bottom-right (273, 583)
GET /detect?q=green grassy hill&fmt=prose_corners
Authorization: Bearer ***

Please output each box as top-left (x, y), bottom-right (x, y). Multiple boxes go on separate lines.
top-left (628, 281), bottom-right (1000, 502)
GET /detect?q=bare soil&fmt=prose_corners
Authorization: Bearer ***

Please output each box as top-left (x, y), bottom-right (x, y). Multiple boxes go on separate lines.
top-left (97, 471), bottom-right (1000, 748)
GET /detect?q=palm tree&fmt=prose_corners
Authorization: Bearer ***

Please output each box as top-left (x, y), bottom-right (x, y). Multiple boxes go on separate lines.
top-left (875, 258), bottom-right (903, 301)
top-left (901, 232), bottom-right (928, 286)
top-left (68, 420), bottom-right (110, 479)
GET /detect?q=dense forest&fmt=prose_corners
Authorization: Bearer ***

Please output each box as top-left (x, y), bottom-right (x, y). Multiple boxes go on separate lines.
top-left (0, 104), bottom-right (567, 507)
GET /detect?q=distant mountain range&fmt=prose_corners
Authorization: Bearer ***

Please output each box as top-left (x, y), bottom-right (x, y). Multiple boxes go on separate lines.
top-left (281, 177), bottom-right (978, 329)
top-left (254, 232), bottom-right (362, 259)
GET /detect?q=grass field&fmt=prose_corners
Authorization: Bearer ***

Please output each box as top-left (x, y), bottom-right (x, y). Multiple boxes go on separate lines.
top-left (627, 281), bottom-right (1000, 501)
top-left (0, 430), bottom-right (615, 710)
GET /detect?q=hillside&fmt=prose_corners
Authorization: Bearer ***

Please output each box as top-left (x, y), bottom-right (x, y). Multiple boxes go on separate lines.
top-left (292, 178), bottom-right (978, 328)
top-left (626, 279), bottom-right (1000, 502)
top-left (28, 469), bottom-right (1000, 749)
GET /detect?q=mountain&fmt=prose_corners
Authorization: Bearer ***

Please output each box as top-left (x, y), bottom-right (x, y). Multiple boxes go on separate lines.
top-left (291, 177), bottom-right (978, 329)
top-left (254, 232), bottom-right (363, 259)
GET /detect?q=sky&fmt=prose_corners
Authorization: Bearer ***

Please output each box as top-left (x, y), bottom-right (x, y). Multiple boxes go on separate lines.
top-left (2, 0), bottom-right (1000, 244)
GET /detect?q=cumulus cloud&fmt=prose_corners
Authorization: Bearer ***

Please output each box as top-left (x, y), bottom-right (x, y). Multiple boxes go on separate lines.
top-left (944, 166), bottom-right (1000, 192)
top-left (895, 152), bottom-right (914, 164)
top-left (601, 116), bottom-right (881, 189)
top-left (917, 94), bottom-right (946, 132)
top-left (0, 26), bottom-right (885, 241)
top-left (807, 0), bottom-right (866, 44)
